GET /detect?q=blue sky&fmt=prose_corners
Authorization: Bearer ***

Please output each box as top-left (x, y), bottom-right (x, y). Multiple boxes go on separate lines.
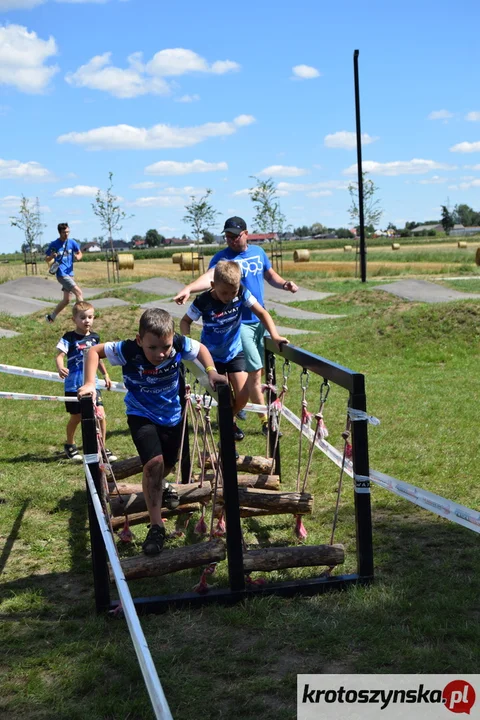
top-left (1, 0), bottom-right (479, 251)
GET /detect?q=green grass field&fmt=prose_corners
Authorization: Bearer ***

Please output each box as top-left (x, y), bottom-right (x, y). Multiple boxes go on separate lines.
top-left (1, 257), bottom-right (480, 719)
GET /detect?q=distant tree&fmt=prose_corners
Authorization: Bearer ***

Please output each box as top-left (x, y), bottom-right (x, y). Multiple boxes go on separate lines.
top-left (181, 234), bottom-right (189, 241)
top-left (348, 172), bottom-right (383, 232)
top-left (92, 172), bottom-right (133, 255)
top-left (310, 222), bottom-right (327, 236)
top-left (453, 203), bottom-right (479, 227)
top-left (131, 234), bottom-right (145, 245)
top-left (183, 189), bottom-right (219, 244)
top-left (145, 229), bottom-right (162, 247)
top-left (336, 228), bottom-right (355, 239)
top-left (387, 222), bottom-right (398, 232)
top-left (440, 205), bottom-right (454, 235)
top-left (202, 230), bottom-right (216, 244)
top-left (250, 176), bottom-right (287, 234)
top-left (294, 225), bottom-right (311, 237)
top-left (405, 221), bottom-right (418, 232)
top-left (10, 196), bottom-right (46, 253)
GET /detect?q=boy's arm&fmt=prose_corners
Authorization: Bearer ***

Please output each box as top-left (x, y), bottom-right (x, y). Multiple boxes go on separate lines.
top-left (174, 267), bottom-right (214, 305)
top-left (196, 343), bottom-right (228, 389)
top-left (78, 345), bottom-right (107, 397)
top-left (264, 267), bottom-right (298, 293)
top-left (180, 314), bottom-right (193, 336)
top-left (251, 302), bottom-right (289, 351)
top-left (98, 358), bottom-right (111, 390)
top-left (55, 350), bottom-right (69, 379)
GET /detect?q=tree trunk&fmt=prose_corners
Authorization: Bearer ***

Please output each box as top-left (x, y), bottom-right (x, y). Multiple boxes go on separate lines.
top-left (115, 539), bottom-right (226, 581)
top-left (109, 474), bottom-right (280, 496)
top-left (109, 482), bottom-right (212, 518)
top-left (110, 504), bottom-right (201, 530)
top-left (109, 454), bottom-right (276, 481)
top-left (205, 454), bottom-right (274, 475)
top-left (243, 544), bottom-right (344, 572)
top-left (216, 487), bottom-right (313, 515)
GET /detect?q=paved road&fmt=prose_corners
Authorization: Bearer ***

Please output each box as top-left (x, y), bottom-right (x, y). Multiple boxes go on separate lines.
top-left (374, 279), bottom-right (480, 303)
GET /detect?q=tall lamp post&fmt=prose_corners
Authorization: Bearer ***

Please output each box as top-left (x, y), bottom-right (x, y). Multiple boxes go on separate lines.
top-left (354, 49), bottom-right (366, 283)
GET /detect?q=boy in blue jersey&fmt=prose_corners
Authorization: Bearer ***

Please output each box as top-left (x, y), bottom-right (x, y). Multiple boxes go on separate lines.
top-left (174, 216), bottom-right (298, 435)
top-left (45, 223), bottom-right (84, 323)
top-left (78, 308), bottom-right (226, 556)
top-left (56, 301), bottom-right (116, 462)
top-left (180, 261), bottom-right (288, 441)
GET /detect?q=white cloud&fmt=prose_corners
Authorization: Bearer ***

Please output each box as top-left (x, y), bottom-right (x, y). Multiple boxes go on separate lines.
top-left (131, 181), bottom-right (158, 189)
top-left (0, 24), bottom-right (58, 93)
top-left (417, 175), bottom-right (447, 184)
top-left (454, 179), bottom-right (480, 190)
top-left (306, 190), bottom-right (333, 197)
top-left (277, 180), bottom-right (349, 193)
top-left (324, 131), bottom-right (378, 149)
top-left (128, 195), bottom-right (186, 208)
top-left (428, 109), bottom-right (453, 120)
top-left (158, 226), bottom-right (176, 233)
top-left (0, 194), bottom-right (22, 207)
top-left (465, 112), bottom-right (480, 122)
top-left (463, 164), bottom-right (480, 170)
top-left (292, 64), bottom-right (320, 79)
top-left (58, 115), bottom-right (255, 150)
top-left (0, 0), bottom-right (42, 8)
top-left (232, 188), bottom-right (252, 197)
top-left (450, 141), bottom-right (480, 153)
top-left (54, 185), bottom-right (99, 197)
top-left (0, 157), bottom-right (53, 179)
top-left (175, 94), bottom-right (200, 103)
top-left (145, 159), bottom-right (228, 176)
top-left (258, 165), bottom-right (309, 177)
top-left (146, 48), bottom-right (240, 77)
top-left (343, 159), bottom-right (456, 176)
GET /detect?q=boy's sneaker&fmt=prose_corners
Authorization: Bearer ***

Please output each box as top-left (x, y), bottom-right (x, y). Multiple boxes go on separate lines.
top-left (104, 449), bottom-right (118, 462)
top-left (233, 422), bottom-right (245, 442)
top-left (45, 314), bottom-right (55, 324)
top-left (64, 443), bottom-right (83, 462)
top-left (236, 409), bottom-right (247, 421)
top-left (163, 483), bottom-right (180, 510)
top-left (142, 524), bottom-right (166, 556)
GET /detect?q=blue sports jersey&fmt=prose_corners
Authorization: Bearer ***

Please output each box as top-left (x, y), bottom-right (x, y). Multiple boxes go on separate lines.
top-left (208, 245), bottom-right (272, 324)
top-left (104, 334), bottom-right (200, 426)
top-left (186, 286), bottom-right (257, 364)
top-left (45, 238), bottom-right (80, 277)
top-left (56, 331), bottom-right (101, 393)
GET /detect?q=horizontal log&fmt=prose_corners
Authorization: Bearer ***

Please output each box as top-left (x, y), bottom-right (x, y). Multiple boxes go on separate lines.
top-left (216, 487), bottom-right (313, 515)
top-left (107, 455), bottom-right (143, 481)
top-left (205, 454), bottom-right (274, 475)
top-left (114, 539), bottom-right (226, 581)
top-left (109, 482), bottom-right (212, 518)
top-left (214, 504), bottom-right (279, 518)
top-left (110, 504), bottom-right (201, 530)
top-left (243, 544), bottom-right (344, 572)
top-left (110, 473), bottom-right (280, 496)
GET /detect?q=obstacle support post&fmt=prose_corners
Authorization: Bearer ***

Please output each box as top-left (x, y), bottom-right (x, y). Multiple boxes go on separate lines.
top-left (265, 347), bottom-right (282, 479)
top-left (80, 395), bottom-right (111, 613)
top-left (178, 367), bottom-right (191, 484)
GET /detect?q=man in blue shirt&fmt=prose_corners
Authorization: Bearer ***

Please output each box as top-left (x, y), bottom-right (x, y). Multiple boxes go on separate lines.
top-left (174, 216), bottom-right (298, 433)
top-left (45, 223), bottom-right (84, 323)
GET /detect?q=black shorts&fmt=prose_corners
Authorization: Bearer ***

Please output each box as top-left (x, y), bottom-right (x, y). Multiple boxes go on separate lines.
top-left (215, 351), bottom-right (246, 376)
top-left (65, 390), bottom-right (103, 415)
top-left (127, 415), bottom-right (183, 468)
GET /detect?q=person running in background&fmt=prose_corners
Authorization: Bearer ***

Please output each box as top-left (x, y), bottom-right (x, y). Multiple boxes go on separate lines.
top-left (180, 260), bottom-right (288, 442)
top-left (45, 223), bottom-right (83, 323)
top-left (56, 301), bottom-right (116, 463)
top-left (174, 216), bottom-right (298, 435)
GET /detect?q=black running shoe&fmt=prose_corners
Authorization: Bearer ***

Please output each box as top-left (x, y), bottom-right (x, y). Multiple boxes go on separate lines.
top-left (45, 314), bottom-right (55, 324)
top-left (64, 443), bottom-right (83, 462)
top-left (236, 409), bottom-right (247, 421)
top-left (233, 422), bottom-right (245, 442)
top-left (163, 483), bottom-right (180, 510)
top-left (142, 524), bottom-right (166, 556)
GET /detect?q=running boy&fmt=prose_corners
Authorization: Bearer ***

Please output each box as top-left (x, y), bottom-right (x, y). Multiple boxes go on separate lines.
top-left (56, 301), bottom-right (116, 462)
top-left (45, 223), bottom-right (83, 323)
top-left (78, 308), bottom-right (227, 556)
top-left (180, 260), bottom-right (288, 441)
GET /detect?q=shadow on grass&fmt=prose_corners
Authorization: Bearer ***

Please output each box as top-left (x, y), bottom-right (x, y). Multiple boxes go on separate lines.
top-left (0, 452), bottom-right (67, 464)
top-left (0, 499), bottom-right (30, 575)
top-left (53, 490), bottom-right (90, 572)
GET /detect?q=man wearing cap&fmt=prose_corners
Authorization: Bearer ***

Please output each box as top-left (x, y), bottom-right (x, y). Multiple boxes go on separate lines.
top-left (174, 216), bottom-right (298, 434)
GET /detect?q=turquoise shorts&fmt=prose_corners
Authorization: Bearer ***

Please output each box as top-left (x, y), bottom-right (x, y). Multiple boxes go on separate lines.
top-left (240, 322), bottom-right (265, 373)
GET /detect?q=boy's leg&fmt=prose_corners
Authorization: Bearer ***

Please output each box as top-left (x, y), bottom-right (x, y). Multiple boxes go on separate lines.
top-left (228, 371), bottom-right (249, 416)
top-left (240, 323), bottom-right (268, 427)
top-left (64, 394), bottom-right (83, 460)
top-left (66, 413), bottom-right (81, 445)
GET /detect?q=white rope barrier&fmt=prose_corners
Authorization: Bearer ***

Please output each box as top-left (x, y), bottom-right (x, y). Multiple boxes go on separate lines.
top-left (83, 461), bottom-right (173, 720)
top-left (0, 391), bottom-right (77, 402)
top-left (0, 363), bottom-right (126, 393)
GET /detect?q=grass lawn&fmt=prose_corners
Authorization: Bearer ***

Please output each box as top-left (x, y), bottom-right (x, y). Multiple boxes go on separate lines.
top-left (1, 258), bottom-right (480, 719)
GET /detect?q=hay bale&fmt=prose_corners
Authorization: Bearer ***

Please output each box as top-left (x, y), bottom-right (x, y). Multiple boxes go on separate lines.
top-left (293, 249), bottom-right (310, 263)
top-left (391, 243), bottom-right (401, 250)
top-left (457, 241), bottom-right (467, 249)
top-left (172, 253), bottom-right (182, 264)
top-left (180, 253), bottom-right (199, 271)
top-left (117, 253), bottom-right (134, 270)
top-left (475, 248), bottom-right (480, 266)
top-left (343, 245), bottom-right (353, 252)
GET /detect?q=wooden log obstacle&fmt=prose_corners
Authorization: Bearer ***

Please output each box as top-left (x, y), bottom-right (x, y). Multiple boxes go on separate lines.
top-left (293, 249), bottom-right (310, 262)
top-left (116, 539), bottom-right (227, 581)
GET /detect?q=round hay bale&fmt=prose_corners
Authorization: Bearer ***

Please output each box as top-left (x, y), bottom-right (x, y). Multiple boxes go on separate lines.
top-left (457, 241), bottom-right (467, 249)
top-left (117, 253), bottom-right (134, 270)
top-left (343, 245), bottom-right (353, 252)
top-left (391, 243), bottom-right (401, 250)
top-left (293, 249), bottom-right (310, 263)
top-left (180, 254), bottom-right (199, 271)
top-left (475, 248), bottom-right (480, 266)
top-left (172, 253), bottom-right (182, 264)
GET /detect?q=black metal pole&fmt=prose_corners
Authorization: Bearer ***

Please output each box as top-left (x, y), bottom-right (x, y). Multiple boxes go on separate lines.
top-left (216, 382), bottom-right (245, 592)
top-left (354, 49), bottom-right (367, 283)
top-left (349, 376), bottom-right (374, 580)
top-left (80, 395), bottom-right (111, 613)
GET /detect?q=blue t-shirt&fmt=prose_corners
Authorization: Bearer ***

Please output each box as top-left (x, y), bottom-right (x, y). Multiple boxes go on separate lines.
top-left (186, 286), bottom-right (257, 364)
top-left (208, 245), bottom-right (272, 324)
top-left (56, 331), bottom-right (101, 393)
top-left (104, 334), bottom-right (200, 427)
top-left (46, 238), bottom-right (81, 277)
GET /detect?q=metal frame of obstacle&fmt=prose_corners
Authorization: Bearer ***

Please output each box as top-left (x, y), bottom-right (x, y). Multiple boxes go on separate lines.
top-left (81, 339), bottom-right (374, 615)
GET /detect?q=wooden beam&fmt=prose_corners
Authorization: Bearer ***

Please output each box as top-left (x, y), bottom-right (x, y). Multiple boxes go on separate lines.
top-left (243, 544), bottom-right (344, 572)
top-left (114, 539), bottom-right (226, 581)
top-left (110, 504), bottom-right (201, 530)
top-left (109, 473), bottom-right (280, 496)
top-left (205, 454), bottom-right (274, 475)
top-left (216, 487), bottom-right (313, 515)
top-left (109, 482), bottom-right (212, 518)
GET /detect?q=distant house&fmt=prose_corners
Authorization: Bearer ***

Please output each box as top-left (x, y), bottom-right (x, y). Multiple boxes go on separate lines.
top-left (247, 233), bottom-right (278, 243)
top-left (82, 242), bottom-right (101, 253)
top-left (164, 237), bottom-right (190, 246)
top-left (313, 232), bottom-right (337, 239)
top-left (451, 225), bottom-right (480, 237)
top-left (110, 239), bottom-right (130, 250)
top-left (131, 238), bottom-right (147, 249)
top-left (411, 224), bottom-right (442, 234)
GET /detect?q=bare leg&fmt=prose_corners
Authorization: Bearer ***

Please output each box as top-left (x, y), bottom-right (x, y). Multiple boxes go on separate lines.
top-left (51, 290), bottom-right (72, 320)
top-left (229, 371), bottom-right (249, 416)
top-left (247, 369), bottom-right (266, 421)
top-left (142, 455), bottom-right (165, 527)
top-left (66, 414), bottom-right (81, 445)
top-left (72, 284), bottom-right (83, 302)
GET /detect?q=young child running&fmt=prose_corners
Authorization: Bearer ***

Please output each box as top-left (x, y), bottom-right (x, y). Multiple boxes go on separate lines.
top-left (78, 308), bottom-right (227, 556)
top-left (180, 260), bottom-right (288, 441)
top-left (56, 301), bottom-right (116, 462)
